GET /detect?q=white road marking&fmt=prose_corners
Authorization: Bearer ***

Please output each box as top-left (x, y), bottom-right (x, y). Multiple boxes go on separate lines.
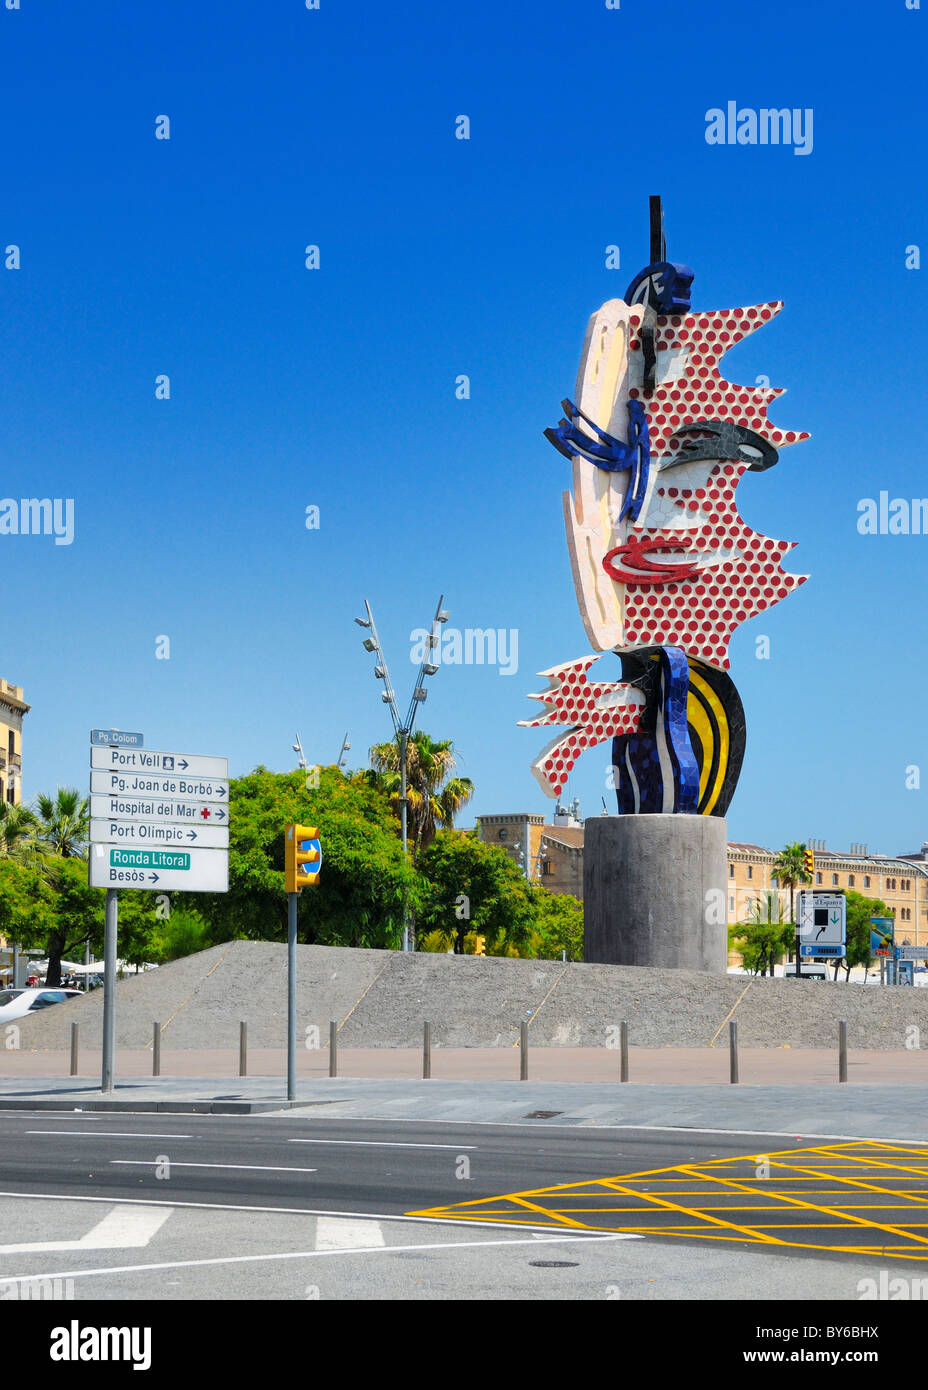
top-left (0, 1232), bottom-right (638, 1286)
top-left (316, 1216), bottom-right (385, 1250)
top-left (109, 1162), bottom-right (317, 1174)
top-left (0, 1189), bottom-right (623, 1234)
top-left (0, 1203), bottom-right (173, 1256)
top-left (611, 1125), bottom-right (928, 1143)
top-left (289, 1139), bottom-right (476, 1150)
top-left (271, 1113), bottom-right (928, 1144)
top-left (27, 1131), bottom-right (192, 1139)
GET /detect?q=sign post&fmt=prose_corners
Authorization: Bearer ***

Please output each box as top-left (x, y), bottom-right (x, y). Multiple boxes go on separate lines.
top-left (90, 734), bottom-right (229, 1094)
top-left (101, 889), bottom-right (118, 1093)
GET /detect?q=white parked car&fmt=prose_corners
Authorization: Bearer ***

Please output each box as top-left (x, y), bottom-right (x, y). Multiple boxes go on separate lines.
top-left (0, 988), bottom-right (82, 1021)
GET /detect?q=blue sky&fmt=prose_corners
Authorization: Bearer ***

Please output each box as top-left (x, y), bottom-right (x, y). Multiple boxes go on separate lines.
top-left (2, 0), bottom-right (926, 858)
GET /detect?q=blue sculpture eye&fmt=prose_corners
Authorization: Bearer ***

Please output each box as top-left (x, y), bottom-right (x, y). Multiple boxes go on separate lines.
top-left (544, 399), bottom-right (651, 522)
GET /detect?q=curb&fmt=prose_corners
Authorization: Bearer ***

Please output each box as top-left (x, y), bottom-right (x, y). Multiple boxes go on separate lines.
top-left (0, 1098), bottom-right (341, 1114)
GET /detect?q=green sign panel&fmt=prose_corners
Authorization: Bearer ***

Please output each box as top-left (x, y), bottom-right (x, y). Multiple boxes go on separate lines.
top-left (109, 848), bottom-right (191, 871)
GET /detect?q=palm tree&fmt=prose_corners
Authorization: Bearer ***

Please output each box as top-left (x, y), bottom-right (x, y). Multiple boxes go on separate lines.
top-left (0, 800), bottom-right (39, 859)
top-left (368, 733), bottom-right (474, 863)
top-left (772, 842), bottom-right (813, 963)
top-left (35, 788), bottom-right (89, 859)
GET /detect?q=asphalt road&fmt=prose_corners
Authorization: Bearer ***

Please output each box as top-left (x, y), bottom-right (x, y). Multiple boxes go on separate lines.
top-left (1, 1111), bottom-right (926, 1301)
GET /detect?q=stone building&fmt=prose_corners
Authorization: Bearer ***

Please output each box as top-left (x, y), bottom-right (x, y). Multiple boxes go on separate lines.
top-left (0, 678), bottom-right (29, 806)
top-left (476, 810), bottom-right (928, 946)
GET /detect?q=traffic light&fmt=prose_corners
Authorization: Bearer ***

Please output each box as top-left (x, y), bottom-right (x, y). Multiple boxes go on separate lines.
top-left (473, 935), bottom-right (486, 956)
top-left (285, 824), bottom-right (321, 893)
top-left (803, 847), bottom-right (814, 877)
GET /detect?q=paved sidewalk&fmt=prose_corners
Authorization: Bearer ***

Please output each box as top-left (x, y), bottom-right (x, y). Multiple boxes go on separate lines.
top-left (4, 1045), bottom-right (928, 1084)
top-left (0, 1073), bottom-right (928, 1139)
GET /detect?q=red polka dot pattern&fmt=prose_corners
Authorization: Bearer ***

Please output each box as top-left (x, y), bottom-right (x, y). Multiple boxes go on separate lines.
top-left (619, 301), bottom-right (810, 671)
top-left (518, 655), bottom-right (645, 798)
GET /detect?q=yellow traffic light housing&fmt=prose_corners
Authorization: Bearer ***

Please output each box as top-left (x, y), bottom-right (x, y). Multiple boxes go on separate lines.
top-left (803, 847), bottom-right (814, 877)
top-left (286, 824), bottom-right (320, 893)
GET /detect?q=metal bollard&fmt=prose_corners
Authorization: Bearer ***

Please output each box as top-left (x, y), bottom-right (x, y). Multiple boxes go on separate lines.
top-left (239, 1021), bottom-right (247, 1077)
top-left (839, 1020), bottom-right (848, 1083)
top-left (520, 1021), bottom-right (528, 1080)
top-left (423, 1021), bottom-right (431, 1079)
top-left (152, 1022), bottom-right (161, 1077)
top-left (729, 1020), bottom-right (739, 1084)
top-left (620, 1021), bottom-right (629, 1083)
top-left (329, 1020), bottom-right (337, 1078)
top-left (70, 1022), bottom-right (79, 1078)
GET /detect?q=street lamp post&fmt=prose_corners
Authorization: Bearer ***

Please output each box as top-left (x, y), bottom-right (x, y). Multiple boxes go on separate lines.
top-left (355, 595), bottom-right (448, 951)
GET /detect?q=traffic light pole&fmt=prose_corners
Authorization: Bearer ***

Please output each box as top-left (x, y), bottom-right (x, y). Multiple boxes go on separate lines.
top-left (287, 891), bottom-right (297, 1101)
top-left (400, 727), bottom-right (409, 952)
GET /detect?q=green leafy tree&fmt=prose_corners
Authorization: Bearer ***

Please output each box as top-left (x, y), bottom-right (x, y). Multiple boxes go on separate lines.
top-left (189, 766), bottom-right (418, 950)
top-left (0, 856), bottom-right (101, 983)
top-left (730, 892), bottom-right (793, 975)
top-left (839, 889), bottom-right (893, 981)
top-left (417, 831), bottom-right (535, 955)
top-left (147, 907), bottom-right (212, 964)
top-left (531, 890), bottom-right (584, 961)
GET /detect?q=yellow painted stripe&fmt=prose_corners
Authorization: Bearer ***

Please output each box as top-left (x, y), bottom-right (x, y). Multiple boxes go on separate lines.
top-left (688, 668), bottom-right (729, 813)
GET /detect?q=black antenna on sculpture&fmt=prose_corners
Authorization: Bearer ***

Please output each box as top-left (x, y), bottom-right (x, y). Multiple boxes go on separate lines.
top-left (649, 194), bottom-right (665, 263)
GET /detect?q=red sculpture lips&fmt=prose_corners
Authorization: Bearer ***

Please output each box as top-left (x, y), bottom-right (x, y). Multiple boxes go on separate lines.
top-left (602, 534), bottom-right (704, 586)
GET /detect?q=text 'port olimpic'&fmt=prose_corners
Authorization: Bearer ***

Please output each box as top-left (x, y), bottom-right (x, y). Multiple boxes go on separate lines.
top-left (521, 198), bottom-right (808, 972)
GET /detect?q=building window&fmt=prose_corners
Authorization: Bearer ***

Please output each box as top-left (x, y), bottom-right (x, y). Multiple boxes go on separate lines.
top-left (498, 828), bottom-right (508, 841)
top-left (832, 874), bottom-right (839, 886)
top-left (815, 872), bottom-right (822, 885)
top-left (848, 875), bottom-right (855, 887)
top-left (542, 860), bottom-right (553, 876)
top-left (747, 865), bottom-right (753, 880)
top-left (729, 864), bottom-right (734, 878)
top-left (864, 875), bottom-right (871, 888)
top-left (729, 896), bottom-right (735, 913)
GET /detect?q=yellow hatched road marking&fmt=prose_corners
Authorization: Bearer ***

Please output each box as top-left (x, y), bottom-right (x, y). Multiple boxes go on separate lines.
top-left (406, 1141), bottom-right (928, 1257)
top-left (674, 1163), bottom-right (928, 1247)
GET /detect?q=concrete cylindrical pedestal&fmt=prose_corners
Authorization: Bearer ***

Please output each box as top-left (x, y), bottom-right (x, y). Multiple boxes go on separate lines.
top-left (584, 814), bottom-right (728, 973)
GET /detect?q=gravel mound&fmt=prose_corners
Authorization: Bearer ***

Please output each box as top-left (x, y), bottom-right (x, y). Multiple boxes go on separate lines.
top-left (9, 943), bottom-right (926, 1051)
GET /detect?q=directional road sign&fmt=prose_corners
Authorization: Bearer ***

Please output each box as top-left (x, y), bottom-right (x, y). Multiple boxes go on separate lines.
top-left (89, 843), bottom-right (229, 892)
top-left (896, 944), bottom-right (926, 961)
top-left (91, 747), bottom-right (228, 779)
top-left (797, 891), bottom-right (846, 949)
top-left (89, 793), bottom-right (228, 825)
top-left (91, 729), bottom-right (144, 748)
top-left (90, 818), bottom-right (229, 849)
top-left (90, 770), bottom-right (228, 801)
